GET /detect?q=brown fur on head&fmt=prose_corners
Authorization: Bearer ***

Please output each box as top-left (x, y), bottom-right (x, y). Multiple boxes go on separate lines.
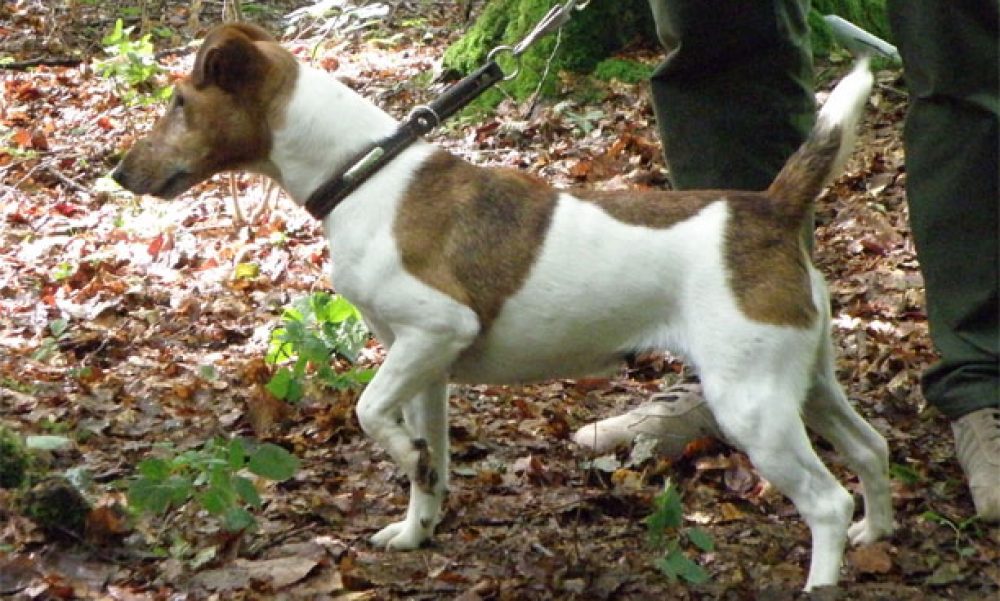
top-left (112, 23), bottom-right (297, 198)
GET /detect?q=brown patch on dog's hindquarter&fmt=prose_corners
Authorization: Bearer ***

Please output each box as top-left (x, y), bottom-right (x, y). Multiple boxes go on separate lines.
top-left (395, 151), bottom-right (557, 329)
top-left (725, 193), bottom-right (817, 328)
top-left (583, 187), bottom-right (817, 328)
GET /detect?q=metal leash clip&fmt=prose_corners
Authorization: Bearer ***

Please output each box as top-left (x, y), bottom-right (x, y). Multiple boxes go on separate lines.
top-left (486, 45), bottom-right (521, 81)
top-left (512, 0), bottom-right (589, 56)
top-left (486, 0), bottom-right (588, 81)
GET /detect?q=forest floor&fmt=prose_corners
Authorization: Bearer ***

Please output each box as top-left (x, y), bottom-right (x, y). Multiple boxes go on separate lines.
top-left (1, 1), bottom-right (998, 599)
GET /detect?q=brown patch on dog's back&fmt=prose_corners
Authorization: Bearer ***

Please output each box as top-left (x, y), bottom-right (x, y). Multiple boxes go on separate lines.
top-left (725, 193), bottom-right (817, 327)
top-left (395, 151), bottom-right (556, 328)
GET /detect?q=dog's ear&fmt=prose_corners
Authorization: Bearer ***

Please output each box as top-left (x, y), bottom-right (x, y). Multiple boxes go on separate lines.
top-left (193, 24), bottom-right (273, 93)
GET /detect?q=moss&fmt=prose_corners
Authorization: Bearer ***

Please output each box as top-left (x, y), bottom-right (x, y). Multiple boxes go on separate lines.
top-left (592, 58), bottom-right (654, 84)
top-left (444, 0), bottom-right (653, 103)
top-left (813, 0), bottom-right (891, 41)
top-left (808, 10), bottom-right (838, 58)
top-left (21, 476), bottom-right (91, 539)
top-left (810, 0), bottom-right (892, 58)
top-left (0, 425), bottom-right (29, 489)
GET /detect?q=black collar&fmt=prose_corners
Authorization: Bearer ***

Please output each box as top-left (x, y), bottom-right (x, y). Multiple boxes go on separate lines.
top-left (304, 118), bottom-right (428, 220)
top-left (303, 61), bottom-right (505, 221)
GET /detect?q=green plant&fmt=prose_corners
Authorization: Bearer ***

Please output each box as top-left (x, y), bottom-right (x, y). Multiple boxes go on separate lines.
top-left (554, 102), bottom-right (605, 136)
top-left (889, 461), bottom-right (922, 485)
top-left (127, 437), bottom-right (300, 532)
top-left (265, 292), bottom-right (374, 402)
top-left (32, 318), bottom-right (69, 362)
top-left (920, 509), bottom-right (982, 556)
top-left (0, 376), bottom-right (36, 395)
top-left (51, 261), bottom-right (75, 281)
top-left (241, 2), bottom-right (279, 17)
top-left (646, 480), bottom-right (714, 584)
top-left (94, 19), bottom-right (173, 107)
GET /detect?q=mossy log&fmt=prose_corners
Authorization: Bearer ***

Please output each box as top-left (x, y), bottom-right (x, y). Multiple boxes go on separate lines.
top-left (443, 0), bottom-right (655, 102)
top-left (444, 0), bottom-right (889, 102)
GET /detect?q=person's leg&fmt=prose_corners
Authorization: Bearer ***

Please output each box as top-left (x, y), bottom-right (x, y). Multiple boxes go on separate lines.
top-left (887, 0), bottom-right (1000, 520)
top-left (648, 0), bottom-right (815, 191)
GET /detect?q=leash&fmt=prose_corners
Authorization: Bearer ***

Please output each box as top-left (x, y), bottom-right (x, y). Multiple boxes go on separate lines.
top-left (304, 0), bottom-right (589, 220)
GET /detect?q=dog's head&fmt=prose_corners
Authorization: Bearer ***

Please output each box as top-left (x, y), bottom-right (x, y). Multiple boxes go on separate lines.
top-left (112, 24), bottom-right (296, 198)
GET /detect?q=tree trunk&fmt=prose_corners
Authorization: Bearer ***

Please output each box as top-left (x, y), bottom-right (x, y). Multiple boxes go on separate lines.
top-left (444, 0), bottom-right (889, 103)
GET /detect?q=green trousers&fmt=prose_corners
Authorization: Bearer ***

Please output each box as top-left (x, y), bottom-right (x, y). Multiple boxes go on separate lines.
top-left (647, 0), bottom-right (815, 191)
top-left (648, 0), bottom-right (999, 417)
top-left (887, 0), bottom-right (999, 418)
top-left (646, 0), bottom-right (816, 250)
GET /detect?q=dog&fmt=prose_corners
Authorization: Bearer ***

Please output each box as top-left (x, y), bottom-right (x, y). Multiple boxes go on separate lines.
top-left (112, 24), bottom-right (894, 590)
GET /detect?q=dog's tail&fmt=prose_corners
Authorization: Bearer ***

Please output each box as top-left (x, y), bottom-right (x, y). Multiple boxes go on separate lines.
top-left (768, 58), bottom-right (873, 221)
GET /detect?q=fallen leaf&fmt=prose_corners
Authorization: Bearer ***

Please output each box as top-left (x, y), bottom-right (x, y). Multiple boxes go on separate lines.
top-left (848, 541), bottom-right (894, 575)
top-left (718, 502), bottom-right (746, 522)
top-left (194, 557), bottom-right (319, 591)
top-left (611, 468), bottom-right (643, 490)
top-left (925, 561), bottom-right (965, 586)
top-left (11, 129), bottom-right (32, 148)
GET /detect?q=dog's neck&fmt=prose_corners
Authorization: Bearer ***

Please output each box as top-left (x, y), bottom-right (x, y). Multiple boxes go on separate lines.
top-left (268, 65), bottom-right (403, 204)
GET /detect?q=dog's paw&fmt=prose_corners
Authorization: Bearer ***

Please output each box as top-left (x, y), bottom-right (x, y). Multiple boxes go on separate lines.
top-left (370, 519), bottom-right (430, 550)
top-left (848, 517), bottom-right (894, 546)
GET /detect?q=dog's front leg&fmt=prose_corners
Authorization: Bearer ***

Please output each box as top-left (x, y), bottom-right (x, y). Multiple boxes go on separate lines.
top-left (369, 379), bottom-right (449, 549)
top-left (356, 332), bottom-right (465, 550)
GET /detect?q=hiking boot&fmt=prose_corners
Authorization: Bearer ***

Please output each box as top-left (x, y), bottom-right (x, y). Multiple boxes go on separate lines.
top-left (572, 383), bottom-right (724, 459)
top-left (951, 407), bottom-right (1000, 521)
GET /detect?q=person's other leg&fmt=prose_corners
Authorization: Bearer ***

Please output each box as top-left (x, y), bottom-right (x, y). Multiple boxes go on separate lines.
top-left (888, 0), bottom-right (1000, 520)
top-left (648, 0), bottom-right (815, 191)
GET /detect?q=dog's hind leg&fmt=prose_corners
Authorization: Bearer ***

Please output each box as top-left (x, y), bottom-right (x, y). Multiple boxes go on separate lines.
top-left (704, 375), bottom-right (853, 590)
top-left (370, 379), bottom-right (450, 549)
top-left (804, 335), bottom-right (894, 546)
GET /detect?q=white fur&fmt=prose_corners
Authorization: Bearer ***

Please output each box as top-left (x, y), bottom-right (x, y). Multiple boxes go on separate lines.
top-left (453, 196), bottom-right (730, 381)
top-left (815, 58), bottom-right (874, 190)
top-left (265, 60), bottom-right (892, 591)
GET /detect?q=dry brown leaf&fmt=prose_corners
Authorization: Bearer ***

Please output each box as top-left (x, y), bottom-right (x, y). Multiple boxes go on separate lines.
top-left (848, 542), bottom-right (894, 575)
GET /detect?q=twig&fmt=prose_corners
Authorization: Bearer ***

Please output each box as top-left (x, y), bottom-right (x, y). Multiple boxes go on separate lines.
top-left (154, 45), bottom-right (198, 60)
top-left (525, 27), bottom-right (563, 117)
top-left (0, 45), bottom-right (193, 72)
top-left (228, 173), bottom-right (246, 227)
top-left (249, 177), bottom-right (281, 223)
top-left (875, 81), bottom-right (908, 100)
top-left (44, 164), bottom-right (90, 195)
top-left (1, 57), bottom-right (83, 71)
